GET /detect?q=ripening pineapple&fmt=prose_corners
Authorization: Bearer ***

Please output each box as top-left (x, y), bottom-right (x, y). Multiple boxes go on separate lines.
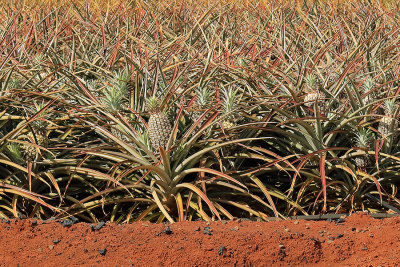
top-left (378, 99), bottom-right (399, 139)
top-left (22, 131), bottom-right (48, 162)
top-left (353, 129), bottom-right (373, 170)
top-left (146, 96), bottom-right (172, 150)
top-left (304, 91), bottom-right (320, 108)
top-left (303, 74), bottom-right (326, 114)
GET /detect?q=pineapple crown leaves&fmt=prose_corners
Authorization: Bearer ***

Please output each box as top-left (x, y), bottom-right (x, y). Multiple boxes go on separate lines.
top-left (221, 87), bottom-right (239, 116)
top-left (146, 96), bottom-right (162, 114)
top-left (304, 73), bottom-right (318, 92)
top-left (353, 128), bottom-right (374, 149)
top-left (7, 77), bottom-right (22, 89)
top-left (26, 100), bottom-right (50, 130)
top-left (363, 77), bottom-right (376, 92)
top-left (195, 86), bottom-right (214, 108)
top-left (113, 69), bottom-right (130, 95)
top-left (103, 86), bottom-right (125, 113)
top-left (383, 99), bottom-right (398, 116)
top-left (34, 54), bottom-right (45, 65)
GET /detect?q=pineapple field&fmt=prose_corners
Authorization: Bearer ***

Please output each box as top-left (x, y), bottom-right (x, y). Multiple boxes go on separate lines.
top-left (1, 0), bottom-right (400, 265)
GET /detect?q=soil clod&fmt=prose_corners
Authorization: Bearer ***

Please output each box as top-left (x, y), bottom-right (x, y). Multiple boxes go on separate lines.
top-left (60, 217), bottom-right (79, 227)
top-left (336, 218), bottom-right (346, 224)
top-left (98, 249), bottom-right (107, 256)
top-left (218, 246), bottom-right (226, 255)
top-left (91, 222), bottom-right (105, 231)
top-left (1, 219), bottom-right (10, 224)
top-left (203, 226), bottom-right (212, 235)
top-left (156, 226), bottom-right (173, 236)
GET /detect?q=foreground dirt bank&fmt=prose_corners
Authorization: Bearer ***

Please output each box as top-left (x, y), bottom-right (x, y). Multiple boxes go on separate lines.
top-left (0, 213), bottom-right (399, 266)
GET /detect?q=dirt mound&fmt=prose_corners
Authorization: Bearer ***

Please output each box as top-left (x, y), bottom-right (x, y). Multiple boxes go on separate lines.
top-left (1, 213), bottom-right (399, 266)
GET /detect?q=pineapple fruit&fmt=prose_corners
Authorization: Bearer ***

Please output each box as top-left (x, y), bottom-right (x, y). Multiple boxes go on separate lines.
top-left (353, 129), bottom-right (373, 170)
top-left (304, 91), bottom-right (320, 108)
top-left (378, 99), bottom-right (399, 140)
top-left (303, 74), bottom-right (325, 114)
top-left (23, 131), bottom-right (48, 162)
top-left (146, 96), bottom-right (172, 150)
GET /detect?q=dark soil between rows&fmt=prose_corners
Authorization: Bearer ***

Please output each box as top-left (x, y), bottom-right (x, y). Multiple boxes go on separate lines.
top-left (0, 212), bottom-right (399, 266)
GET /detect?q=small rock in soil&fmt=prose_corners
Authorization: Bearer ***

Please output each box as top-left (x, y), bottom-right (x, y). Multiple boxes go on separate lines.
top-left (230, 226), bottom-right (239, 231)
top-left (156, 226), bottom-right (173, 236)
top-left (91, 221), bottom-right (105, 231)
top-left (335, 218), bottom-right (346, 224)
top-left (164, 226), bottom-right (172, 235)
top-left (203, 226), bottom-right (212, 235)
top-left (1, 219), bottom-right (10, 224)
top-left (53, 239), bottom-right (61, 244)
top-left (337, 234), bottom-right (344, 239)
top-left (218, 246), bottom-right (226, 255)
top-left (98, 249), bottom-right (107, 256)
top-left (48, 245), bottom-right (54, 250)
top-left (195, 227), bottom-right (201, 231)
top-left (60, 217), bottom-right (79, 227)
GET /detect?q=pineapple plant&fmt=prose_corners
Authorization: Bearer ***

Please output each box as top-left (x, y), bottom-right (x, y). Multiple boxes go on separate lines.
top-left (113, 69), bottom-right (130, 94)
top-left (378, 99), bottom-right (399, 140)
top-left (102, 73), bottom-right (132, 143)
top-left (221, 87), bottom-right (239, 129)
top-left (190, 86), bottom-right (214, 123)
top-left (104, 86), bottom-right (124, 114)
top-left (146, 96), bottom-right (172, 151)
top-left (22, 101), bottom-right (49, 162)
top-left (103, 73), bottom-right (127, 114)
top-left (353, 129), bottom-right (373, 170)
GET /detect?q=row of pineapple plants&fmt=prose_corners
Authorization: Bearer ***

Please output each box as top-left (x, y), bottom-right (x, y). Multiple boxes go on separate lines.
top-left (0, 0), bottom-right (399, 223)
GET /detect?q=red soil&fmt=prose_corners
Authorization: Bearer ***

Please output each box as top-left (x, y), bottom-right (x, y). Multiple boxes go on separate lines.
top-left (0, 212), bottom-right (399, 266)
